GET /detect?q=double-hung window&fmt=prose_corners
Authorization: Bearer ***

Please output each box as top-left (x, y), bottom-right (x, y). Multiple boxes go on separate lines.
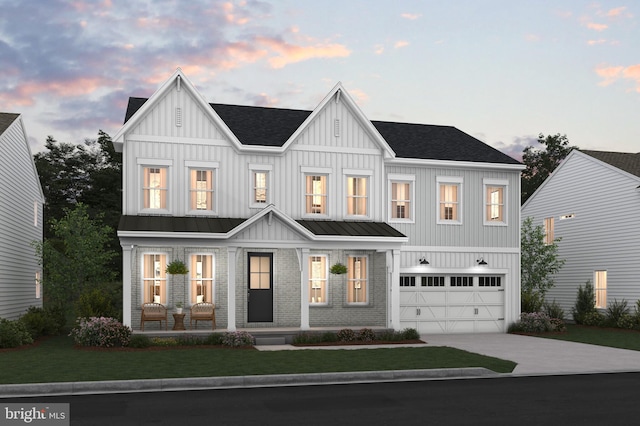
top-left (143, 254), bottom-right (167, 304)
top-left (437, 176), bottom-right (462, 224)
top-left (305, 175), bottom-right (327, 215)
top-left (191, 254), bottom-right (214, 304)
top-left (347, 256), bottom-right (368, 304)
top-left (389, 175), bottom-right (415, 222)
top-left (190, 169), bottom-right (214, 211)
top-left (594, 270), bottom-right (607, 309)
top-left (249, 164), bottom-right (272, 207)
top-left (309, 255), bottom-right (328, 304)
top-left (484, 179), bottom-right (507, 225)
top-left (143, 167), bottom-right (168, 210)
top-left (544, 217), bottom-right (554, 245)
top-left (346, 176), bottom-right (368, 216)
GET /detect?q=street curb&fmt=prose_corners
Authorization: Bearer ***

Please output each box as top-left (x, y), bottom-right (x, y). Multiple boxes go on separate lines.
top-left (0, 368), bottom-right (497, 398)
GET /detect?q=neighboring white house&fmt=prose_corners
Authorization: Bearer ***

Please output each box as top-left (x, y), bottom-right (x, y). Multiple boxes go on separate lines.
top-left (522, 149), bottom-right (640, 316)
top-left (0, 113), bottom-right (44, 320)
top-left (113, 69), bottom-right (524, 333)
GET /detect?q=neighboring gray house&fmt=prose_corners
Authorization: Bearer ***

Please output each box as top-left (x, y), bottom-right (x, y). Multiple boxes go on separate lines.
top-left (0, 113), bottom-right (44, 319)
top-left (113, 69), bottom-right (523, 333)
top-left (522, 149), bottom-right (640, 316)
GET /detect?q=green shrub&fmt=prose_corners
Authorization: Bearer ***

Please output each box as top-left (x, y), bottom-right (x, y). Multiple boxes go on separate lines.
top-left (401, 328), bottom-right (420, 340)
top-left (128, 334), bottom-right (151, 348)
top-left (69, 317), bottom-right (131, 347)
top-left (0, 318), bottom-right (34, 348)
top-left (615, 314), bottom-right (635, 330)
top-left (358, 328), bottom-right (377, 342)
top-left (293, 332), bottom-right (322, 344)
top-left (321, 332), bottom-right (338, 342)
top-left (572, 281), bottom-right (597, 324)
top-left (150, 337), bottom-right (178, 346)
top-left (582, 311), bottom-right (605, 326)
top-left (377, 330), bottom-right (399, 341)
top-left (543, 300), bottom-right (565, 320)
top-left (204, 333), bottom-right (224, 345)
top-left (75, 287), bottom-right (118, 320)
top-left (521, 291), bottom-right (544, 313)
top-left (336, 328), bottom-right (357, 342)
top-left (605, 299), bottom-right (629, 327)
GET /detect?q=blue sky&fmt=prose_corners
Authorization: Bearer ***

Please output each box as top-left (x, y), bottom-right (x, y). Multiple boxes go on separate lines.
top-left (1, 0), bottom-right (638, 159)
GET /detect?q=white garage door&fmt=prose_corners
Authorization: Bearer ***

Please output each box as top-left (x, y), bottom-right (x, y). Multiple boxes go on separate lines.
top-left (400, 275), bottom-right (505, 333)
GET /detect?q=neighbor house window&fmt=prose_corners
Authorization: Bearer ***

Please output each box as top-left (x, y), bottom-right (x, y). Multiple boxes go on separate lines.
top-left (544, 217), bottom-right (554, 245)
top-left (346, 176), bottom-right (368, 216)
top-left (143, 167), bottom-right (167, 210)
top-left (485, 186), bottom-right (505, 223)
top-left (347, 256), bottom-right (368, 304)
top-left (35, 272), bottom-right (41, 299)
top-left (143, 254), bottom-right (167, 304)
top-left (305, 175), bottom-right (327, 215)
top-left (595, 270), bottom-right (607, 309)
top-left (391, 181), bottom-right (412, 220)
top-left (191, 254), bottom-right (213, 304)
top-left (190, 169), bottom-right (214, 211)
top-left (309, 255), bottom-right (328, 304)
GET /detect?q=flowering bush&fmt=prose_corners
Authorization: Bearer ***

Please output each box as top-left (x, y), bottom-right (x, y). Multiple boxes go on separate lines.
top-left (358, 328), bottom-right (377, 342)
top-left (509, 312), bottom-right (565, 334)
top-left (582, 311), bottom-right (605, 327)
top-left (221, 331), bottom-right (254, 347)
top-left (69, 317), bottom-right (131, 347)
top-left (336, 328), bottom-right (357, 342)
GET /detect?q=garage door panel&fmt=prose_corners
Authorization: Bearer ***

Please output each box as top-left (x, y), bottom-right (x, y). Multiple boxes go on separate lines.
top-left (420, 306), bottom-right (447, 319)
top-left (418, 291), bottom-right (446, 304)
top-left (447, 292), bottom-right (475, 304)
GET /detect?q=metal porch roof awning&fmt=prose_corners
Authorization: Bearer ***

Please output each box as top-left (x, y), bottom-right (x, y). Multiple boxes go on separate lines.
top-left (118, 215), bottom-right (247, 233)
top-left (296, 220), bottom-right (406, 238)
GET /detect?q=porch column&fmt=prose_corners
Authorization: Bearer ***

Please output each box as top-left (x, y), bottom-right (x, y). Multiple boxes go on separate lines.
top-left (122, 244), bottom-right (133, 328)
top-left (227, 247), bottom-right (237, 331)
top-left (300, 248), bottom-right (310, 330)
top-left (388, 249), bottom-right (401, 330)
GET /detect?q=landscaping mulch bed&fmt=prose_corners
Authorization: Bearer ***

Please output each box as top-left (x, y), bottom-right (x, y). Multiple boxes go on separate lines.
top-left (293, 339), bottom-right (425, 347)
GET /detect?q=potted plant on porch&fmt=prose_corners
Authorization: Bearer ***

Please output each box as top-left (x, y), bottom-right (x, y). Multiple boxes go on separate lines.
top-left (175, 301), bottom-right (183, 314)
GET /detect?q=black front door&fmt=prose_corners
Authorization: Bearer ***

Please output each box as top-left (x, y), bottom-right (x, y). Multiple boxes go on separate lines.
top-left (247, 252), bottom-right (273, 322)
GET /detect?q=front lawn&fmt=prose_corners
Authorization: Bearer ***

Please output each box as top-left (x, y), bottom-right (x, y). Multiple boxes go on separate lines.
top-left (0, 335), bottom-right (516, 384)
top-left (534, 324), bottom-right (640, 351)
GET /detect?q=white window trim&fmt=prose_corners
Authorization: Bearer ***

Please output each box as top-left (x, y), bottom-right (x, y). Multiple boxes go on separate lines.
top-left (436, 176), bottom-right (463, 225)
top-left (388, 174), bottom-right (415, 223)
top-left (309, 254), bottom-right (329, 306)
top-left (139, 160), bottom-right (173, 214)
top-left (189, 253), bottom-right (215, 306)
top-left (346, 254), bottom-right (369, 305)
top-left (483, 178), bottom-right (508, 226)
top-left (343, 169), bottom-right (373, 220)
top-left (185, 161), bottom-right (220, 216)
top-left (249, 164), bottom-right (273, 208)
top-left (302, 167), bottom-right (332, 219)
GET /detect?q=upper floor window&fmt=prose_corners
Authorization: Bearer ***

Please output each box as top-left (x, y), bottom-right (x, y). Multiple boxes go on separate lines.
top-left (544, 217), bottom-right (554, 245)
top-left (190, 169), bottom-right (213, 211)
top-left (253, 171), bottom-right (269, 205)
top-left (143, 167), bottom-right (167, 210)
top-left (309, 255), bottom-right (328, 304)
top-left (305, 175), bottom-right (327, 215)
top-left (346, 176), bottom-right (368, 217)
top-left (484, 179), bottom-right (507, 225)
top-left (347, 255), bottom-right (368, 304)
top-left (437, 177), bottom-right (462, 224)
top-left (143, 254), bottom-right (167, 304)
top-left (191, 254), bottom-right (214, 304)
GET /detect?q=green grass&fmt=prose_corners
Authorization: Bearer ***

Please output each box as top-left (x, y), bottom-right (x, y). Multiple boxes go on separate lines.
top-left (0, 335), bottom-right (516, 384)
top-left (535, 324), bottom-right (640, 351)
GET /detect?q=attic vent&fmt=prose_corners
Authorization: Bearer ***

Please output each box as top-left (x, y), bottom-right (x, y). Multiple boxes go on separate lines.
top-left (175, 107), bottom-right (182, 127)
top-left (560, 213), bottom-right (575, 220)
top-left (334, 119), bottom-right (340, 137)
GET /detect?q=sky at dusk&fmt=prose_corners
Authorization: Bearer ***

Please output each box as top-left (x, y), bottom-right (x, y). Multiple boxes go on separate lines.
top-left (1, 0), bottom-right (639, 159)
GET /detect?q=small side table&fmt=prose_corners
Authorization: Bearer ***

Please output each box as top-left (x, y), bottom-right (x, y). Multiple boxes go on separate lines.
top-left (172, 313), bottom-right (186, 330)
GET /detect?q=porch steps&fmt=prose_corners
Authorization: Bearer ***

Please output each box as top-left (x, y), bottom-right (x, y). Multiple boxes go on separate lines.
top-left (254, 336), bottom-right (287, 346)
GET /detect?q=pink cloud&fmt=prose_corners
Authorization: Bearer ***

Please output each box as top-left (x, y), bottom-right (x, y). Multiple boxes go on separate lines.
top-left (596, 64), bottom-right (640, 92)
top-left (374, 44), bottom-right (384, 55)
top-left (394, 40), bottom-right (409, 49)
top-left (587, 22), bottom-right (608, 31)
top-left (222, 2), bottom-right (250, 25)
top-left (254, 36), bottom-right (351, 69)
top-left (401, 13), bottom-right (421, 20)
top-left (587, 39), bottom-right (607, 45)
top-left (605, 6), bottom-right (631, 18)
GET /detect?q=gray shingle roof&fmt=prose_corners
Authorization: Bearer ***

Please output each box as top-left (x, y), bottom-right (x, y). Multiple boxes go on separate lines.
top-left (124, 97), bottom-right (520, 165)
top-left (0, 113), bottom-right (19, 135)
top-left (581, 150), bottom-right (640, 178)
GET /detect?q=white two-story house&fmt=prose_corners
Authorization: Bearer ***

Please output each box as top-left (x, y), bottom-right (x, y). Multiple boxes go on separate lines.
top-left (0, 113), bottom-right (44, 320)
top-left (113, 69), bottom-right (523, 334)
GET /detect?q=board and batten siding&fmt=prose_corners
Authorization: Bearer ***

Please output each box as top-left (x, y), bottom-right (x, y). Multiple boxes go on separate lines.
top-left (522, 151), bottom-right (640, 316)
top-left (0, 116), bottom-right (44, 319)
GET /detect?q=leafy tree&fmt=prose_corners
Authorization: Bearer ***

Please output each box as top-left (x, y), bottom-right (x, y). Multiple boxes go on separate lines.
top-left (521, 217), bottom-right (565, 312)
top-left (521, 133), bottom-right (578, 204)
top-left (33, 204), bottom-right (118, 315)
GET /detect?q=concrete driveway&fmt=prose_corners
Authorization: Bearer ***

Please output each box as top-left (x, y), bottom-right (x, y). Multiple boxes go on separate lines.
top-left (424, 333), bottom-right (640, 375)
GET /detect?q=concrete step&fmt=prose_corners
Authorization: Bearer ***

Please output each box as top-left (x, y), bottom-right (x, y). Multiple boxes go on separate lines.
top-left (255, 336), bottom-right (287, 346)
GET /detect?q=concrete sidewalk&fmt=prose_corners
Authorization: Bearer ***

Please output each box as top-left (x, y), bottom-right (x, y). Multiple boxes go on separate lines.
top-left (423, 333), bottom-right (640, 375)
